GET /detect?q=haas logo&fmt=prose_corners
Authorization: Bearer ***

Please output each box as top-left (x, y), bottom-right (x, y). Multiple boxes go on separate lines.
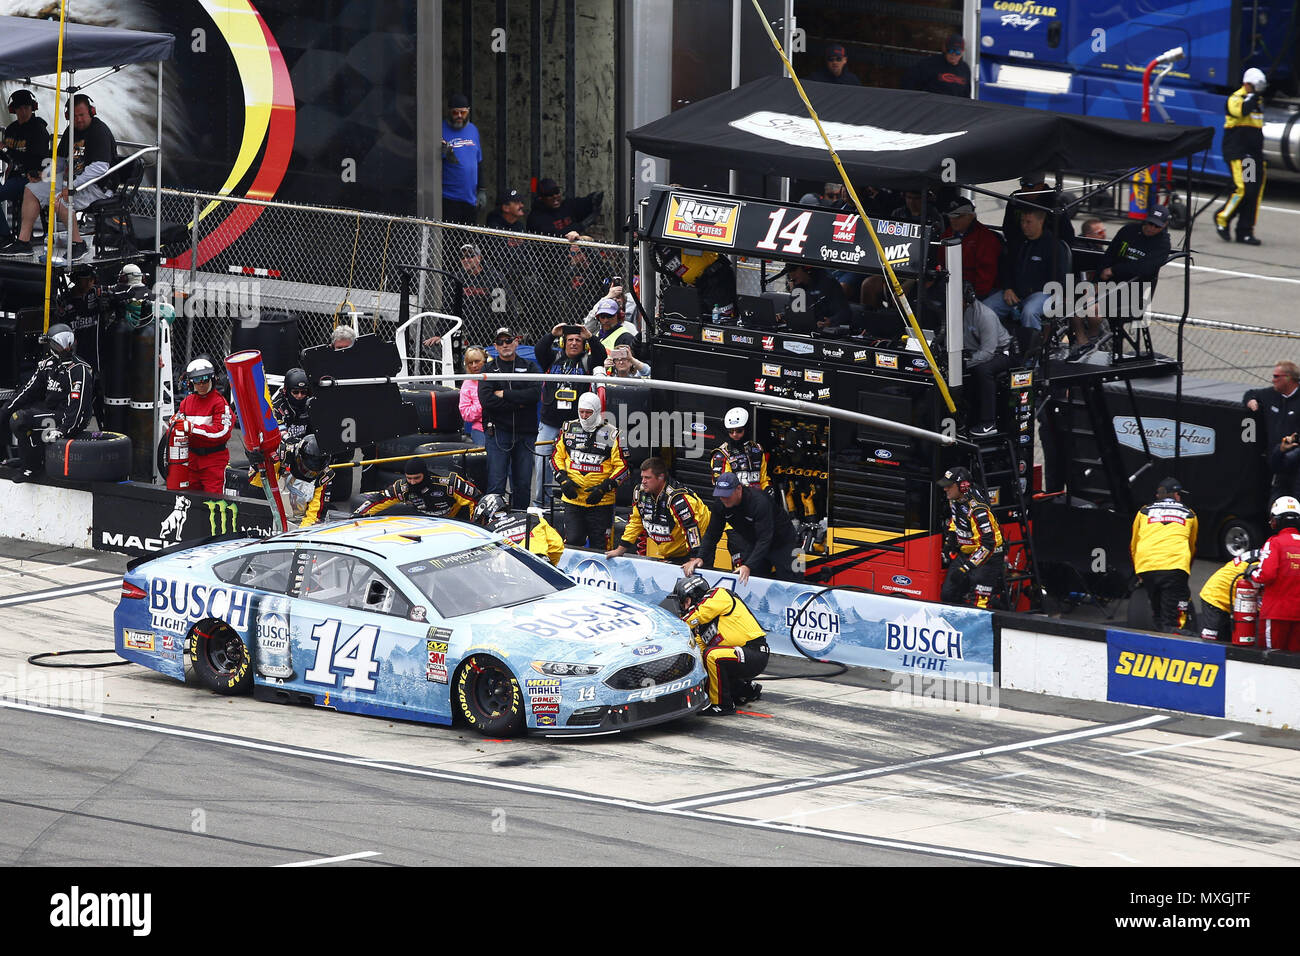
top-left (159, 496), bottom-right (190, 542)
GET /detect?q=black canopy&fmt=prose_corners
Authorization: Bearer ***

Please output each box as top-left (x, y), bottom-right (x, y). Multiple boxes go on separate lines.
top-left (0, 15), bottom-right (174, 78)
top-left (628, 76), bottom-right (1215, 189)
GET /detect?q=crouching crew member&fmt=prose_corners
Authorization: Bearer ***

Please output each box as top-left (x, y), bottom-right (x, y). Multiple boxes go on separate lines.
top-left (250, 434), bottom-right (334, 528)
top-left (938, 467), bottom-right (1005, 609)
top-left (710, 406), bottom-right (770, 490)
top-left (3, 323), bottom-right (94, 483)
top-left (1253, 495), bottom-right (1300, 652)
top-left (552, 391), bottom-right (626, 548)
top-left (1199, 550), bottom-right (1259, 643)
top-left (1131, 476), bottom-right (1198, 632)
top-left (673, 575), bottom-right (768, 716)
top-left (605, 457), bottom-right (710, 563)
top-left (475, 493), bottom-right (565, 565)
top-left (684, 471), bottom-right (798, 583)
top-left (352, 457), bottom-right (479, 518)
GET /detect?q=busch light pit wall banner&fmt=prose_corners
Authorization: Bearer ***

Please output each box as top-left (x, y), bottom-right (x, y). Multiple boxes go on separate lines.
top-left (646, 187), bottom-right (925, 277)
top-left (560, 552), bottom-right (995, 683)
top-left (1106, 629), bottom-right (1226, 718)
top-left (93, 483), bottom-right (276, 558)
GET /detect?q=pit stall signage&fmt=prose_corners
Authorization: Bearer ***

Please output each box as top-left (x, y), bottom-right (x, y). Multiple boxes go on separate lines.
top-left (645, 186), bottom-right (926, 276)
top-left (93, 482), bottom-right (277, 558)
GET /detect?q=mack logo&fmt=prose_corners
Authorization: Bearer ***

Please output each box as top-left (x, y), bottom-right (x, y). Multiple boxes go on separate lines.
top-left (783, 341), bottom-right (815, 355)
top-left (102, 532), bottom-right (165, 552)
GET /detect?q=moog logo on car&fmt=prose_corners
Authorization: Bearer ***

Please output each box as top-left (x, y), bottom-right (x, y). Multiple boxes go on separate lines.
top-left (572, 559), bottom-right (618, 591)
top-left (149, 579), bottom-right (250, 631)
top-left (786, 591), bottom-right (841, 655)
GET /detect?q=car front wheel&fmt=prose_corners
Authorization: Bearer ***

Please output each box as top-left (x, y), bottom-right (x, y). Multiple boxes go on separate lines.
top-left (455, 655), bottom-right (525, 737)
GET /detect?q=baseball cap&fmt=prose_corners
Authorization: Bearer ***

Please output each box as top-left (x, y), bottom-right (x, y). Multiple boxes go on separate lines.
top-left (1156, 476), bottom-right (1184, 495)
top-left (1144, 205), bottom-right (1170, 228)
top-left (498, 188), bottom-right (523, 205)
top-left (493, 326), bottom-right (517, 342)
top-left (595, 297), bottom-right (621, 316)
top-left (937, 467), bottom-right (972, 488)
top-left (8, 89), bottom-right (36, 111)
top-left (825, 43), bottom-right (846, 59)
top-left (945, 197), bottom-right (976, 217)
top-left (946, 33), bottom-right (965, 53)
top-left (537, 177), bottom-right (561, 197)
top-left (713, 472), bottom-right (742, 497)
top-left (449, 93), bottom-right (470, 109)
top-left (459, 242), bottom-right (481, 257)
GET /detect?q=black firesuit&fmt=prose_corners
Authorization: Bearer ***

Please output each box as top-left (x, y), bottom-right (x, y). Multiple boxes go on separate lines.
top-left (6, 352), bottom-right (95, 472)
top-left (710, 439), bottom-right (770, 490)
top-left (272, 390), bottom-right (313, 442)
top-left (353, 473), bottom-right (479, 519)
top-left (940, 490), bottom-right (1005, 610)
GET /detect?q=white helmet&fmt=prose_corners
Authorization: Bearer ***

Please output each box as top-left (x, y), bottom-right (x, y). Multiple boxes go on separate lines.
top-left (186, 357), bottom-right (215, 381)
top-left (577, 391), bottom-right (603, 432)
top-left (117, 262), bottom-right (144, 287)
top-left (1243, 67), bottom-right (1267, 90)
top-left (724, 406), bottom-right (749, 430)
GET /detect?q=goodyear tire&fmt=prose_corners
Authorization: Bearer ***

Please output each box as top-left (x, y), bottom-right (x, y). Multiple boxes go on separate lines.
top-left (400, 386), bottom-right (463, 434)
top-left (189, 620), bottom-right (252, 695)
top-left (44, 431), bottom-right (132, 481)
top-left (455, 655), bottom-right (525, 737)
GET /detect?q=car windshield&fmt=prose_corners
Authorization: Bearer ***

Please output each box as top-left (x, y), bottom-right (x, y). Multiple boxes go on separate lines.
top-left (399, 542), bottom-right (574, 618)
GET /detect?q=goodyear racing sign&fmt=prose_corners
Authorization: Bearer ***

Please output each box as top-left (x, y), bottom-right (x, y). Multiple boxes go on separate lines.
top-left (1106, 629), bottom-right (1226, 717)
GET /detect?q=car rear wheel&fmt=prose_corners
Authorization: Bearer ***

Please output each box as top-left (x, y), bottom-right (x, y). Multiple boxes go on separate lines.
top-left (455, 655), bottom-right (525, 737)
top-left (189, 620), bottom-right (252, 695)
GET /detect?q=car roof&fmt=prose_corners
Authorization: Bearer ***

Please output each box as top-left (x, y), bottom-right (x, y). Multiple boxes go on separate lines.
top-left (271, 515), bottom-right (498, 560)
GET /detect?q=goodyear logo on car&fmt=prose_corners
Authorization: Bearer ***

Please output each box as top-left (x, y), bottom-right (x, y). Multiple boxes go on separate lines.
top-left (1106, 629), bottom-right (1225, 717)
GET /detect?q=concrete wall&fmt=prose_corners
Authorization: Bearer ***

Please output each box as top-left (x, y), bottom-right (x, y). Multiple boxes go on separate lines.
top-left (0, 483), bottom-right (93, 551)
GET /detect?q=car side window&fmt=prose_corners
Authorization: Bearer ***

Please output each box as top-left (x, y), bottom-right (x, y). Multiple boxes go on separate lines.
top-left (297, 551), bottom-right (364, 608)
top-left (231, 550), bottom-right (296, 593)
top-left (351, 565), bottom-right (413, 619)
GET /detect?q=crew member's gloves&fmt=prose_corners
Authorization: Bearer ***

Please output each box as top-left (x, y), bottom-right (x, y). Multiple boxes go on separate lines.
top-left (246, 447), bottom-right (265, 467)
top-left (584, 479), bottom-right (616, 504)
top-left (43, 429), bottom-right (64, 443)
top-left (560, 477), bottom-right (581, 499)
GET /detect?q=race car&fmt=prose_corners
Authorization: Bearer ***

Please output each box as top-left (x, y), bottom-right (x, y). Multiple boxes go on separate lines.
top-left (114, 514), bottom-right (708, 736)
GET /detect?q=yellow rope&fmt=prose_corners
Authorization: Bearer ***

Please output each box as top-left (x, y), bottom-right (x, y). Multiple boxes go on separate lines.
top-left (41, 0), bottom-right (71, 332)
top-left (332, 212), bottom-right (363, 326)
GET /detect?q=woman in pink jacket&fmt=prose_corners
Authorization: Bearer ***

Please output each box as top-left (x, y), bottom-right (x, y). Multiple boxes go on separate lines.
top-left (458, 346), bottom-right (487, 445)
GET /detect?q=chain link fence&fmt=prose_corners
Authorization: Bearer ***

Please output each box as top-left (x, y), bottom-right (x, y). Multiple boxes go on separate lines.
top-left (137, 189), bottom-right (631, 374)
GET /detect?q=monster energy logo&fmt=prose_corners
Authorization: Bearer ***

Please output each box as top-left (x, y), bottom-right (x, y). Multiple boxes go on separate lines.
top-left (206, 500), bottom-right (239, 534)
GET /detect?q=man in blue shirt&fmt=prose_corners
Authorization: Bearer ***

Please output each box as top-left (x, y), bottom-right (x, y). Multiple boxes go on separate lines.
top-left (442, 93), bottom-right (482, 225)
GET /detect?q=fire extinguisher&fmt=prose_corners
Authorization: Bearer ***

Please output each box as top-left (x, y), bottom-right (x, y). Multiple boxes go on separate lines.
top-left (165, 416), bottom-right (192, 491)
top-left (1231, 567), bottom-right (1260, 646)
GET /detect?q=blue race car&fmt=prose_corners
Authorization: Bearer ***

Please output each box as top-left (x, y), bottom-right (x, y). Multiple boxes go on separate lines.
top-left (114, 514), bottom-right (709, 736)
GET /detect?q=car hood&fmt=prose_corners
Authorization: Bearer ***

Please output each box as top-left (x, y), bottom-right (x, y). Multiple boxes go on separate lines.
top-left (460, 585), bottom-right (694, 662)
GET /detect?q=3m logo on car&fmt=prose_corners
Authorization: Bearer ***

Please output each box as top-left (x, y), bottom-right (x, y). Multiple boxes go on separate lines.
top-left (662, 196), bottom-right (741, 246)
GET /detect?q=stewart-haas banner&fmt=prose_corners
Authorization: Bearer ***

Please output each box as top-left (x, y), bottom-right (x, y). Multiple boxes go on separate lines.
top-left (643, 185), bottom-right (927, 275)
top-left (93, 483), bottom-right (276, 558)
top-left (558, 550), bottom-right (995, 683)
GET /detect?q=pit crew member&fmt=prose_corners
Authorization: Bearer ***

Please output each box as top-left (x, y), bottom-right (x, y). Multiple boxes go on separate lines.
top-left (1253, 495), bottom-right (1300, 652)
top-left (474, 492), bottom-right (564, 565)
top-left (605, 457), bottom-right (710, 563)
top-left (552, 391), bottom-right (626, 549)
top-left (938, 467), bottom-right (1005, 610)
top-left (353, 457), bottom-right (479, 519)
top-left (272, 367), bottom-right (313, 441)
top-left (1199, 550), bottom-right (1258, 643)
top-left (684, 471), bottom-right (798, 583)
top-left (673, 574), bottom-right (768, 716)
top-left (710, 405), bottom-right (770, 490)
top-left (1131, 476), bottom-right (1198, 633)
top-left (170, 358), bottom-right (234, 495)
top-left (3, 323), bottom-right (94, 483)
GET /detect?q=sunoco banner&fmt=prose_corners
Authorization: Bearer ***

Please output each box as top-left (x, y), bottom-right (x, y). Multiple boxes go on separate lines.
top-left (1106, 628), bottom-right (1226, 717)
top-left (92, 483), bottom-right (276, 558)
top-left (558, 551), bottom-right (995, 683)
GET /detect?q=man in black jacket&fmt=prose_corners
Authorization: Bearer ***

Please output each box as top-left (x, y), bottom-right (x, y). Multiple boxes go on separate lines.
top-left (1092, 204), bottom-right (1171, 325)
top-left (3, 323), bottom-right (95, 482)
top-left (983, 207), bottom-right (1072, 337)
top-left (904, 34), bottom-right (971, 97)
top-left (480, 327), bottom-right (541, 509)
top-left (0, 89), bottom-right (50, 247)
top-left (1245, 361), bottom-right (1300, 494)
top-left (531, 323), bottom-right (607, 508)
top-left (683, 472), bottom-right (798, 583)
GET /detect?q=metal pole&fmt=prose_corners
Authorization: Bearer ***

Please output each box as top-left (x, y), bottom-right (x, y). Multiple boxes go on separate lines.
top-left (316, 371), bottom-right (964, 447)
top-left (155, 61), bottom-right (163, 253)
top-left (187, 195), bottom-right (199, 365)
top-left (728, 0), bottom-right (741, 196)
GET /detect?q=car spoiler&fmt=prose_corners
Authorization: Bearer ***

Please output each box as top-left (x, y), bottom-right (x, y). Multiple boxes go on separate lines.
top-left (125, 530), bottom-right (265, 572)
